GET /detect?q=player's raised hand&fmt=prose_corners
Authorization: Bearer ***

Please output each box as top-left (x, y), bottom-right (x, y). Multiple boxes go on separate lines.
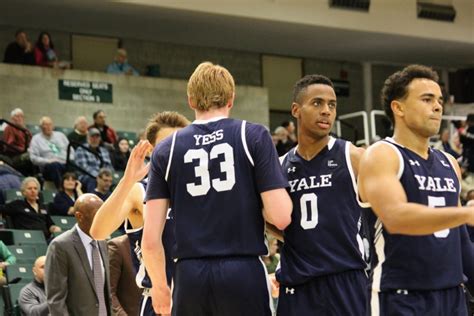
top-left (123, 140), bottom-right (153, 183)
top-left (151, 283), bottom-right (172, 315)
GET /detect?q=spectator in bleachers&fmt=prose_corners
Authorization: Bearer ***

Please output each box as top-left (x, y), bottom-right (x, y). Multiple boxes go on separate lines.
top-left (0, 240), bottom-right (16, 286)
top-left (67, 116), bottom-right (89, 146)
top-left (466, 190), bottom-right (474, 203)
top-left (0, 177), bottom-right (61, 240)
top-left (107, 235), bottom-right (142, 316)
top-left (111, 138), bottom-right (130, 171)
top-left (18, 255), bottom-right (48, 316)
top-left (34, 32), bottom-right (58, 68)
top-left (3, 29), bottom-right (35, 65)
top-left (29, 116), bottom-right (70, 189)
top-left (0, 160), bottom-right (22, 205)
top-left (50, 172), bottom-right (83, 216)
top-left (434, 128), bottom-right (461, 159)
top-left (90, 110), bottom-right (118, 149)
top-left (282, 120), bottom-right (297, 143)
top-left (274, 126), bottom-right (294, 156)
top-left (460, 113), bottom-right (474, 173)
top-left (106, 48), bottom-right (139, 76)
top-left (75, 128), bottom-right (114, 193)
top-left (2, 108), bottom-right (34, 175)
top-left (92, 168), bottom-right (113, 201)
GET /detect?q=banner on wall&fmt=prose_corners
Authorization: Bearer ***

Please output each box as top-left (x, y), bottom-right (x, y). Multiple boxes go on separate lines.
top-left (58, 80), bottom-right (113, 103)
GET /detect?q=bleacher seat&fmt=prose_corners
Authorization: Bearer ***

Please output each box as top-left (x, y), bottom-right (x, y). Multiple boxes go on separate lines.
top-left (110, 230), bottom-right (124, 239)
top-left (40, 190), bottom-right (56, 205)
top-left (3, 229), bottom-right (47, 247)
top-left (51, 216), bottom-right (75, 231)
top-left (0, 230), bottom-right (14, 246)
top-left (55, 126), bottom-right (73, 135)
top-left (3, 189), bottom-right (22, 204)
top-left (7, 246), bottom-right (37, 264)
top-left (6, 263), bottom-right (34, 284)
top-left (35, 244), bottom-right (48, 257)
top-left (112, 171), bottom-right (124, 186)
top-left (26, 124), bottom-right (40, 134)
top-left (117, 131), bottom-right (137, 146)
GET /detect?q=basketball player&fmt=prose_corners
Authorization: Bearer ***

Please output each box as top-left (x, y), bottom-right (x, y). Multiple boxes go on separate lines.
top-left (274, 74), bottom-right (367, 315)
top-left (358, 64), bottom-right (474, 315)
top-left (90, 111), bottom-right (190, 316)
top-left (142, 62), bottom-right (293, 316)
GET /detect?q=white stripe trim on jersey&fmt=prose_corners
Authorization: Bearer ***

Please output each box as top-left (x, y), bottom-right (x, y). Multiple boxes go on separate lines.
top-left (193, 116), bottom-right (227, 124)
top-left (123, 217), bottom-right (143, 234)
top-left (139, 295), bottom-right (148, 316)
top-left (378, 139), bottom-right (405, 179)
top-left (165, 131), bottom-right (177, 182)
top-left (135, 260), bottom-right (147, 289)
top-left (258, 257), bottom-right (275, 315)
top-left (344, 141), bottom-right (371, 208)
top-left (370, 218), bottom-right (385, 316)
top-left (241, 120), bottom-right (254, 166)
top-left (438, 150), bottom-right (462, 194)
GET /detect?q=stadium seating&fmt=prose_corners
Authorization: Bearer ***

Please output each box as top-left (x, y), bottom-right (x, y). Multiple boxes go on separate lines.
top-left (50, 216), bottom-right (76, 231)
top-left (117, 131), bottom-right (137, 146)
top-left (2, 229), bottom-right (47, 248)
top-left (6, 263), bottom-right (34, 284)
top-left (3, 189), bottom-right (22, 204)
top-left (26, 124), bottom-right (40, 135)
top-left (6, 246), bottom-right (37, 264)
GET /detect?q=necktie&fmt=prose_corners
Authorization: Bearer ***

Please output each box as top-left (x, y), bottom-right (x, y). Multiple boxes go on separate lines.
top-left (90, 240), bottom-right (107, 316)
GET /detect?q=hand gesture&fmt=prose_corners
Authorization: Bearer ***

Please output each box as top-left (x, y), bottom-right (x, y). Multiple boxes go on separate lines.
top-left (123, 140), bottom-right (153, 183)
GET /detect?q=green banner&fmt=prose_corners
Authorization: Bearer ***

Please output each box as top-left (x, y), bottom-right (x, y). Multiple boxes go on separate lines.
top-left (58, 80), bottom-right (113, 103)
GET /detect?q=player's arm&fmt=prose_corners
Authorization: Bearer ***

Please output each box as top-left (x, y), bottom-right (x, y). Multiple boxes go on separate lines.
top-left (265, 222), bottom-right (284, 242)
top-left (262, 188), bottom-right (292, 230)
top-left (141, 198), bottom-right (171, 315)
top-left (349, 144), bottom-right (365, 178)
top-left (358, 143), bottom-right (474, 235)
top-left (90, 141), bottom-right (152, 240)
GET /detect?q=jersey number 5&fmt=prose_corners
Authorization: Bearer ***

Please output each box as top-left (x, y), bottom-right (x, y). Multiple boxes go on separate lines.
top-left (428, 196), bottom-right (450, 238)
top-left (300, 193), bottom-right (319, 230)
top-left (184, 143), bottom-right (236, 196)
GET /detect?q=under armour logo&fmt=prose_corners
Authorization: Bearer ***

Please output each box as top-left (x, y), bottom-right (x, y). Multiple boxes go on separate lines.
top-left (328, 160), bottom-right (338, 168)
top-left (440, 160), bottom-right (450, 168)
top-left (409, 160), bottom-right (420, 166)
top-left (288, 167), bottom-right (296, 173)
top-left (285, 287), bottom-right (295, 295)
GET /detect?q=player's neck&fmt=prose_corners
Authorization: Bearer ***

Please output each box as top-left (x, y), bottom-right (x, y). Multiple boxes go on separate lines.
top-left (194, 107), bottom-right (230, 121)
top-left (392, 128), bottom-right (430, 159)
top-left (296, 133), bottom-right (330, 161)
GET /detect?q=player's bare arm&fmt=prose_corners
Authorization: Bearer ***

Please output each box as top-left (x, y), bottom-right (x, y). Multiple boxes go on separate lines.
top-left (142, 198), bottom-right (171, 315)
top-left (349, 144), bottom-right (365, 178)
top-left (261, 188), bottom-right (292, 230)
top-left (90, 140), bottom-right (152, 240)
top-left (358, 142), bottom-right (474, 235)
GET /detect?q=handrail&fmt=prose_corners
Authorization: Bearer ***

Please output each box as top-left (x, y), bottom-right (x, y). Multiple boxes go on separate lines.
top-left (336, 111), bottom-right (369, 146)
top-left (370, 110), bottom-right (386, 141)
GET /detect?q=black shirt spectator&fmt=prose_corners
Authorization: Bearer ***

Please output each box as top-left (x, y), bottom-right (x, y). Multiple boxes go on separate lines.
top-left (50, 172), bottom-right (83, 216)
top-left (460, 114), bottom-right (474, 173)
top-left (3, 30), bottom-right (35, 65)
top-left (111, 138), bottom-right (130, 171)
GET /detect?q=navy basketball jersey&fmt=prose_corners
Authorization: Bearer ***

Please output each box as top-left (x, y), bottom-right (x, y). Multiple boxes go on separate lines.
top-left (125, 179), bottom-right (174, 288)
top-left (370, 138), bottom-right (464, 292)
top-left (276, 137), bottom-right (366, 285)
top-left (146, 117), bottom-right (288, 259)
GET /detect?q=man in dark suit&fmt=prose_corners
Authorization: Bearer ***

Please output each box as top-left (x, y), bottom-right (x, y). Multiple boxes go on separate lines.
top-left (45, 193), bottom-right (112, 316)
top-left (108, 234), bottom-right (142, 316)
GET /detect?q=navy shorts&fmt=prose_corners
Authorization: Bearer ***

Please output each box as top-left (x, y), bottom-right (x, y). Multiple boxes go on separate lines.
top-left (172, 256), bottom-right (272, 316)
top-left (139, 293), bottom-right (157, 316)
top-left (368, 285), bottom-right (468, 316)
top-left (277, 270), bottom-right (367, 316)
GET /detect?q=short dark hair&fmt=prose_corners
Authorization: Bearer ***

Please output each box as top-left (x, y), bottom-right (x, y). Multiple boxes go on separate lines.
top-left (293, 75), bottom-right (334, 103)
top-left (281, 121), bottom-right (292, 128)
top-left (381, 64), bottom-right (439, 124)
top-left (466, 114), bottom-right (474, 125)
top-left (145, 111), bottom-right (190, 146)
top-left (97, 168), bottom-right (112, 179)
top-left (15, 29), bottom-right (25, 37)
top-left (93, 110), bottom-right (104, 120)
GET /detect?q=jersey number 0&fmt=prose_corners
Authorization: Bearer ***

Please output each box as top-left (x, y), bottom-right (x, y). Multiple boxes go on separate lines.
top-left (184, 143), bottom-right (236, 196)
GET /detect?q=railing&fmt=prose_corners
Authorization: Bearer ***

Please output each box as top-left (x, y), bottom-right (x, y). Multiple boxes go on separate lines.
top-left (336, 111), bottom-right (369, 146)
top-left (0, 119), bottom-right (31, 155)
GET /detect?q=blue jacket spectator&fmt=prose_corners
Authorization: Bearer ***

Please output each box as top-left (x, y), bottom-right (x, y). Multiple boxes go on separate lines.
top-left (106, 49), bottom-right (138, 76)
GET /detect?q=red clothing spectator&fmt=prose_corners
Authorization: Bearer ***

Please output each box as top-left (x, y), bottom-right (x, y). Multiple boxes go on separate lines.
top-left (3, 124), bottom-right (31, 155)
top-left (90, 110), bottom-right (118, 147)
top-left (34, 32), bottom-right (58, 67)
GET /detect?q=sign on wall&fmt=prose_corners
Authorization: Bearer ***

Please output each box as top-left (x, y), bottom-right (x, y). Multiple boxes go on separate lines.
top-left (58, 80), bottom-right (113, 103)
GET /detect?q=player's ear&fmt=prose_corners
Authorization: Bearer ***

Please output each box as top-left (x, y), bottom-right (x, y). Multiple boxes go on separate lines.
top-left (187, 96), bottom-right (197, 110)
top-left (291, 102), bottom-right (300, 119)
top-left (391, 100), bottom-right (405, 119)
top-left (227, 92), bottom-right (235, 110)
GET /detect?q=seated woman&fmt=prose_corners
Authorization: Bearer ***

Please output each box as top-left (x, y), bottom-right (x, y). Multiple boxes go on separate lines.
top-left (50, 172), bottom-right (83, 216)
top-left (0, 177), bottom-right (61, 240)
top-left (111, 138), bottom-right (131, 171)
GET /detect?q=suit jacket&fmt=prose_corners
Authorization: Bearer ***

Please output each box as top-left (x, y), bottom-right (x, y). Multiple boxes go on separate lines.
top-left (45, 226), bottom-right (112, 316)
top-left (108, 235), bottom-right (142, 316)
